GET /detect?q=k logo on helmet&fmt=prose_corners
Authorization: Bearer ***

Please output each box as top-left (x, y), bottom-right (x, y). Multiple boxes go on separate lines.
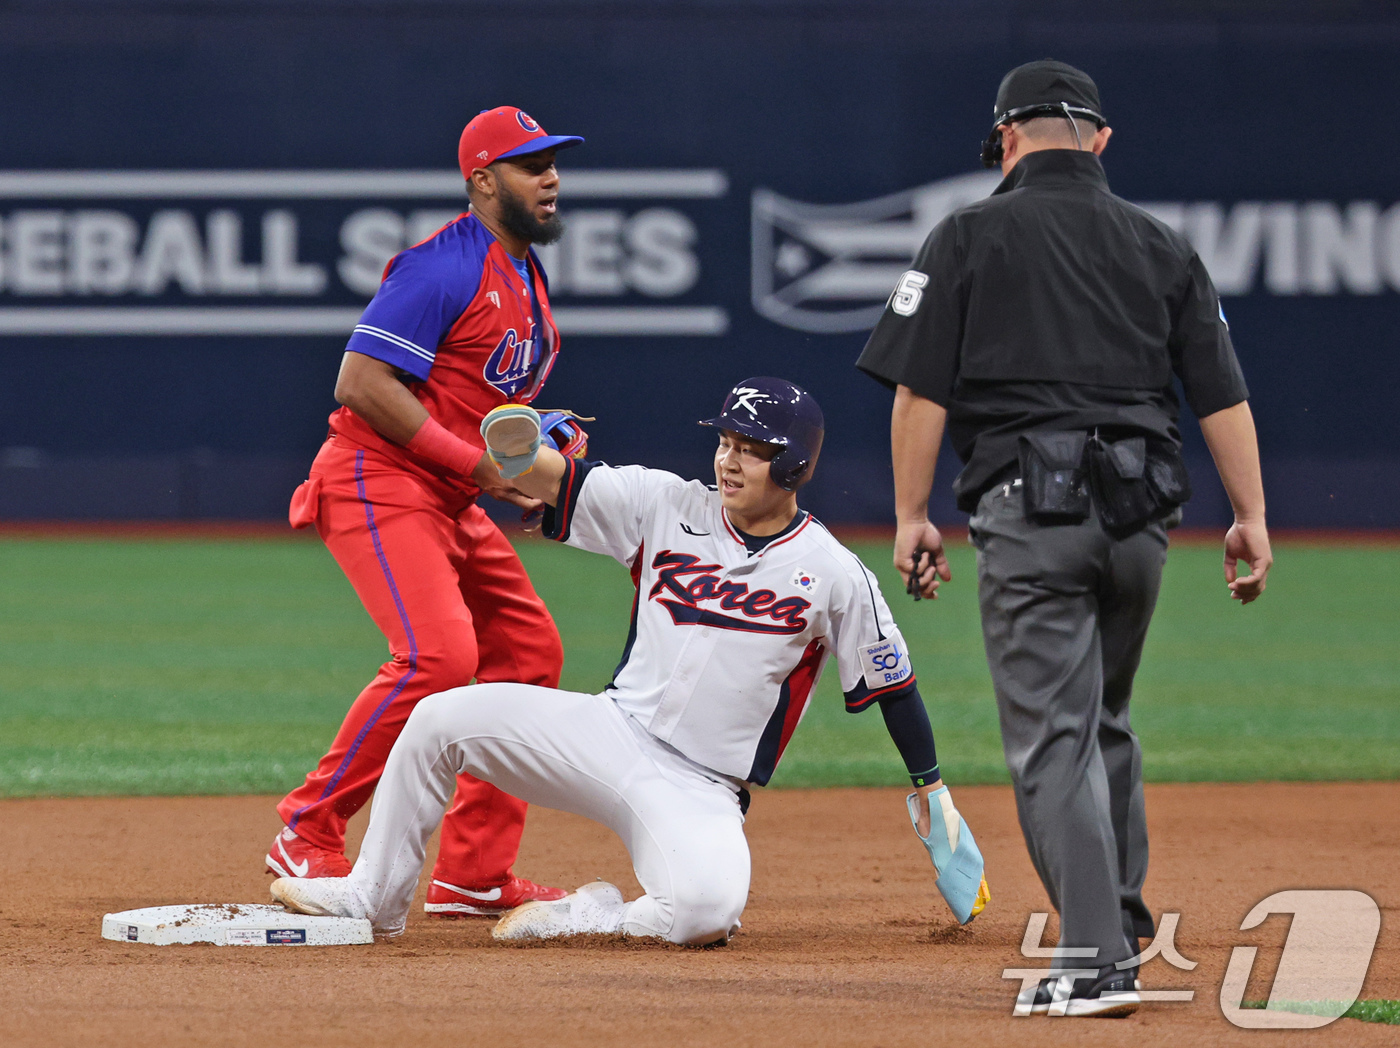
top-left (730, 387), bottom-right (771, 416)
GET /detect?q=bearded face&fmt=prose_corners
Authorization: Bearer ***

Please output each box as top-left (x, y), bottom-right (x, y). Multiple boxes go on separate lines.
top-left (497, 179), bottom-right (565, 246)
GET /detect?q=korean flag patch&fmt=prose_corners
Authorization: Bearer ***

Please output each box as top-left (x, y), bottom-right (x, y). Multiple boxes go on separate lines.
top-left (790, 567), bottom-right (821, 594)
top-left (858, 629), bottom-right (912, 689)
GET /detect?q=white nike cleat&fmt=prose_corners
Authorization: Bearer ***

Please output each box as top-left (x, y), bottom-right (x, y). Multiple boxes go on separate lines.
top-left (491, 881), bottom-right (626, 941)
top-left (270, 876), bottom-right (401, 935)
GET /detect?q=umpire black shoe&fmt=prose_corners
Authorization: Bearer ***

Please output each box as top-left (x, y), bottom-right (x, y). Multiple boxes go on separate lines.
top-left (1016, 964), bottom-right (1140, 1017)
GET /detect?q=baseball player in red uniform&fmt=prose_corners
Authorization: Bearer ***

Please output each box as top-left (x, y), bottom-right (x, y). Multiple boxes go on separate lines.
top-left (267, 106), bottom-right (585, 917)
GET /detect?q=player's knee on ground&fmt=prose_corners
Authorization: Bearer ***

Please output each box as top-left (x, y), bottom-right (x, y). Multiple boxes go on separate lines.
top-left (663, 872), bottom-right (749, 946)
top-left (640, 837), bottom-right (749, 946)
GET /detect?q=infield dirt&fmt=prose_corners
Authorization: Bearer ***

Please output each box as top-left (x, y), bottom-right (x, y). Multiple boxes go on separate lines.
top-left (2, 783), bottom-right (1395, 1047)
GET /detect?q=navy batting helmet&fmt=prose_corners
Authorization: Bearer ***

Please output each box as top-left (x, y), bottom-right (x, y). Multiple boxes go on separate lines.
top-left (699, 377), bottom-right (825, 491)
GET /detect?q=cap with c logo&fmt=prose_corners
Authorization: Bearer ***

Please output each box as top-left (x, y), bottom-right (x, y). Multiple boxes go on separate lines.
top-left (457, 106), bottom-right (584, 180)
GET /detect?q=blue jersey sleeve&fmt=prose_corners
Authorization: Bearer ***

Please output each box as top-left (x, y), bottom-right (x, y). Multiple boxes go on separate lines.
top-left (344, 226), bottom-right (485, 380)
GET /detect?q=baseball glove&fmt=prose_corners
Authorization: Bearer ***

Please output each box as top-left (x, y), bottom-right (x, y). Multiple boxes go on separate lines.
top-left (537, 409), bottom-right (591, 460)
top-left (480, 405), bottom-right (592, 478)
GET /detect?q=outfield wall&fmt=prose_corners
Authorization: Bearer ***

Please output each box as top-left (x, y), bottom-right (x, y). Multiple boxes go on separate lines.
top-left (1, 1), bottom-right (1397, 526)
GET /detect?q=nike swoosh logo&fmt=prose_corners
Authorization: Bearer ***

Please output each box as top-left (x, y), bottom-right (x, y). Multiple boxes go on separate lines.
top-left (277, 838), bottom-right (310, 878)
top-left (680, 523), bottom-right (710, 536)
top-left (457, 886), bottom-right (502, 902)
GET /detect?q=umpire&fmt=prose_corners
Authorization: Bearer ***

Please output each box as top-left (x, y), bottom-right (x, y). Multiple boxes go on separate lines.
top-left (857, 60), bottom-right (1273, 1017)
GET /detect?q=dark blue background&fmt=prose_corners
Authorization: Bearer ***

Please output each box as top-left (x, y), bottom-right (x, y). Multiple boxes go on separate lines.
top-left (2, 1), bottom-right (1397, 526)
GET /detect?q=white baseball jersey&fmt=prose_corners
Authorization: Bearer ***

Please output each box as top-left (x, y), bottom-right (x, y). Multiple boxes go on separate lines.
top-left (545, 459), bottom-right (917, 784)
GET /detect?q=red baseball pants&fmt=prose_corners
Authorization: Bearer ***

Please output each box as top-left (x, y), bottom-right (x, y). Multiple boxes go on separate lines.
top-left (278, 437), bottom-right (564, 887)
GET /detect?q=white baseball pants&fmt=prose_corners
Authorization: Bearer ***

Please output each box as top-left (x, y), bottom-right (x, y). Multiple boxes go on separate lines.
top-left (347, 683), bottom-right (751, 944)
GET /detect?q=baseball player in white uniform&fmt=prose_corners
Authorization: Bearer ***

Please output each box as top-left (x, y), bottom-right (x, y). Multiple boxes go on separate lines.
top-left (271, 377), bottom-right (990, 944)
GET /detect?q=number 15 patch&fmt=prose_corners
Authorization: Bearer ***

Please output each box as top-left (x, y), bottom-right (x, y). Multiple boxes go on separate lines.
top-left (858, 630), bottom-right (912, 689)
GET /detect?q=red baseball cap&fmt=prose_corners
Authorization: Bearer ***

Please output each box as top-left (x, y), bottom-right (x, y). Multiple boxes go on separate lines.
top-left (458, 107), bottom-right (584, 179)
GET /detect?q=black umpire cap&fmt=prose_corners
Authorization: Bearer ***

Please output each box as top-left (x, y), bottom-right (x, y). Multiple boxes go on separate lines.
top-left (992, 59), bottom-right (1105, 128)
top-left (981, 59), bottom-right (1106, 167)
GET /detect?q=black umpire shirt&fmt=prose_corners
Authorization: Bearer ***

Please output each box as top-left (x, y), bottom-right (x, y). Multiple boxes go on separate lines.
top-left (857, 149), bottom-right (1249, 512)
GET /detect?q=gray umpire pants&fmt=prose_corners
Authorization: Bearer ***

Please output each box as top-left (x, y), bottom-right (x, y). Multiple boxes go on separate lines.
top-left (969, 480), bottom-right (1167, 969)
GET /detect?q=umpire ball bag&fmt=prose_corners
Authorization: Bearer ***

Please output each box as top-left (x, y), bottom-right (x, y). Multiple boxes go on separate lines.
top-left (1018, 431), bottom-right (1191, 534)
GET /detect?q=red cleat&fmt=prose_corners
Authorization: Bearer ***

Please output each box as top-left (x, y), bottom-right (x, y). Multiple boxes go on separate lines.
top-left (424, 875), bottom-right (568, 917)
top-left (265, 826), bottom-right (352, 879)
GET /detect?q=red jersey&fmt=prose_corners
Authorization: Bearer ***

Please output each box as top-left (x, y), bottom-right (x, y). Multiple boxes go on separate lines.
top-left (330, 212), bottom-right (560, 495)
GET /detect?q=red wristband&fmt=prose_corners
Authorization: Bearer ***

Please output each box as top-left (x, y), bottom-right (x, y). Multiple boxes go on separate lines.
top-left (405, 416), bottom-right (485, 478)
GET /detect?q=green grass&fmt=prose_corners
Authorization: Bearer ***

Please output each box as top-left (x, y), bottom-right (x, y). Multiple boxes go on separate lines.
top-left (0, 535), bottom-right (1397, 796)
top-left (1243, 1000), bottom-right (1400, 1024)
top-left (776, 540), bottom-right (1400, 786)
